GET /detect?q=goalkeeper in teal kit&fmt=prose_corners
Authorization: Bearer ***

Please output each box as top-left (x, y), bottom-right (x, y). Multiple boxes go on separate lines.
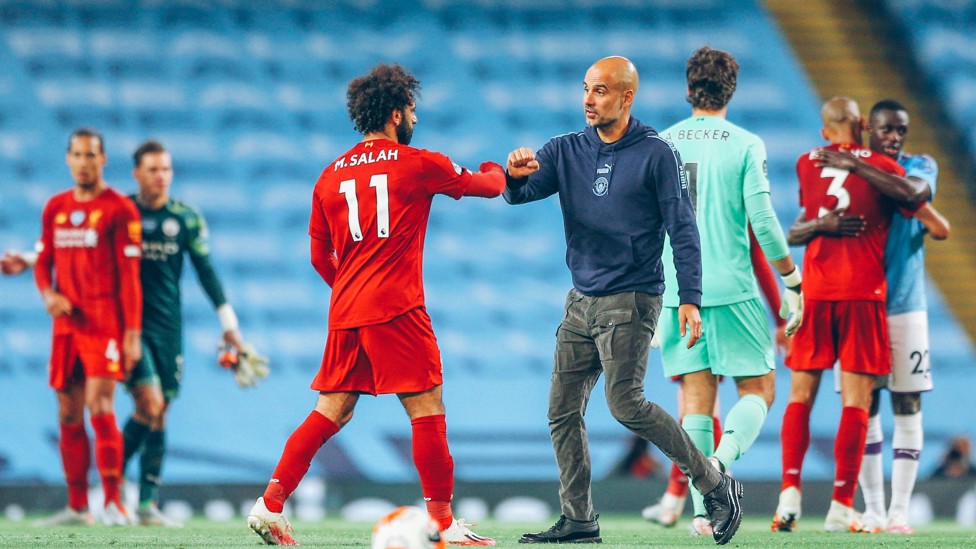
top-left (658, 47), bottom-right (802, 536)
top-left (123, 140), bottom-right (268, 526)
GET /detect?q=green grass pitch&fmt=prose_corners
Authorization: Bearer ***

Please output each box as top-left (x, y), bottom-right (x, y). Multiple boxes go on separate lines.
top-left (1, 514), bottom-right (973, 548)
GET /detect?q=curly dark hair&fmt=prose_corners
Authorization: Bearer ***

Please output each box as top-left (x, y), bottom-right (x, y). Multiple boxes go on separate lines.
top-left (686, 47), bottom-right (739, 111)
top-left (347, 63), bottom-right (421, 135)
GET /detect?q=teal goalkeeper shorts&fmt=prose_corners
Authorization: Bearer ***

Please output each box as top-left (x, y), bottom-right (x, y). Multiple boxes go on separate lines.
top-left (660, 298), bottom-right (774, 378)
top-left (126, 331), bottom-right (184, 401)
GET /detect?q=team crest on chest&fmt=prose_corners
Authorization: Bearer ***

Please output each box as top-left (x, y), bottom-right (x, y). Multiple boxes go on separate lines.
top-left (592, 177), bottom-right (609, 197)
top-left (162, 218), bottom-right (180, 237)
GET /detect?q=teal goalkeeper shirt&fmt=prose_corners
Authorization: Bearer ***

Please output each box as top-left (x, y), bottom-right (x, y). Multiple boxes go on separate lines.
top-left (660, 116), bottom-right (789, 308)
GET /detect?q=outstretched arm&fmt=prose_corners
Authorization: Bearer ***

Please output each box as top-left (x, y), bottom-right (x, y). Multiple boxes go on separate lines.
top-left (816, 148), bottom-right (929, 203)
top-left (462, 162), bottom-right (507, 198)
top-left (1, 250), bottom-right (36, 275)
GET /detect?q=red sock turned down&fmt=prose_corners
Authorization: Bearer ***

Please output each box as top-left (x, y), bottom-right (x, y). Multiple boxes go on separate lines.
top-left (712, 415), bottom-right (723, 449)
top-left (412, 414), bottom-right (455, 530)
top-left (60, 422), bottom-right (91, 511)
top-left (833, 406), bottom-right (869, 507)
top-left (781, 402), bottom-right (811, 491)
top-left (90, 413), bottom-right (123, 506)
top-left (263, 411), bottom-right (339, 513)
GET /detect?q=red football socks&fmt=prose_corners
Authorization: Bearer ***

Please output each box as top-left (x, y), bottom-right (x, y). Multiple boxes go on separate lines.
top-left (90, 413), bottom-right (123, 506)
top-left (712, 415), bottom-right (722, 449)
top-left (60, 422), bottom-right (91, 511)
top-left (264, 411), bottom-right (339, 513)
top-left (833, 406), bottom-right (869, 507)
top-left (781, 402), bottom-right (811, 491)
top-left (412, 414), bottom-right (455, 530)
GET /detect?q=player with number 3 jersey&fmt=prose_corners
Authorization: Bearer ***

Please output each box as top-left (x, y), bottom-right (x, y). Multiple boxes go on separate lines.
top-left (774, 97), bottom-right (922, 534)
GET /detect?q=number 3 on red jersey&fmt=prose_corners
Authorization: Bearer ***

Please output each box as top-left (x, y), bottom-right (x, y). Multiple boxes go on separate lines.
top-left (339, 174), bottom-right (390, 241)
top-left (817, 166), bottom-right (850, 218)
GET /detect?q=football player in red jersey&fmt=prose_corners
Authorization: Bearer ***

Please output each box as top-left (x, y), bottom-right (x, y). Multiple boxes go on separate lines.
top-left (771, 98), bottom-right (928, 533)
top-left (33, 128), bottom-right (143, 527)
top-left (245, 63), bottom-right (505, 546)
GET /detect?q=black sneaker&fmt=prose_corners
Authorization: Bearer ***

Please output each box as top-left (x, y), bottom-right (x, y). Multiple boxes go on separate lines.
top-left (703, 474), bottom-right (744, 545)
top-left (518, 514), bottom-right (602, 544)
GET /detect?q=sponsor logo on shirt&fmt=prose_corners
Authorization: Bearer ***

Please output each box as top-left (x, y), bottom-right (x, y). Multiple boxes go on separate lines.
top-left (597, 163), bottom-right (612, 175)
top-left (142, 241), bottom-right (180, 261)
top-left (54, 227), bottom-right (98, 248)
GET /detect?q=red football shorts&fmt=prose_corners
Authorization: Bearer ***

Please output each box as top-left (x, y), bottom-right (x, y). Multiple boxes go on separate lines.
top-left (312, 307), bottom-right (443, 396)
top-left (786, 299), bottom-right (891, 375)
top-left (49, 332), bottom-right (125, 390)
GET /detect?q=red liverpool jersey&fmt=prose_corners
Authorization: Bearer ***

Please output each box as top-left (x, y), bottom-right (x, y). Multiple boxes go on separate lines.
top-left (796, 143), bottom-right (907, 301)
top-left (310, 139), bottom-right (478, 329)
top-left (34, 186), bottom-right (143, 336)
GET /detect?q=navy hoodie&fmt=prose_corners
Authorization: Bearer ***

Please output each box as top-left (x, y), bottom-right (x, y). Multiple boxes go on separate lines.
top-left (505, 117), bottom-right (702, 306)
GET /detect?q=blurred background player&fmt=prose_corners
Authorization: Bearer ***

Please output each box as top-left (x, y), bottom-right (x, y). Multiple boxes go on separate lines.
top-left (4, 139), bottom-right (269, 527)
top-left (504, 56), bottom-right (743, 546)
top-left (775, 97), bottom-right (929, 533)
top-left (33, 128), bottom-right (143, 526)
top-left (642, 228), bottom-right (791, 528)
top-left (814, 99), bottom-right (949, 534)
top-left (655, 46), bottom-right (802, 537)
top-left (122, 139), bottom-right (268, 526)
top-left (245, 63), bottom-right (504, 546)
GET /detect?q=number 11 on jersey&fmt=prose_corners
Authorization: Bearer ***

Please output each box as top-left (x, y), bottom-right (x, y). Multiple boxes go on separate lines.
top-left (339, 174), bottom-right (390, 241)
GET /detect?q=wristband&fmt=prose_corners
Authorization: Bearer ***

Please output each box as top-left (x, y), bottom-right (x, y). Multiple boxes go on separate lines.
top-left (781, 267), bottom-right (802, 289)
top-left (217, 304), bottom-right (239, 332)
top-left (23, 251), bottom-right (38, 268)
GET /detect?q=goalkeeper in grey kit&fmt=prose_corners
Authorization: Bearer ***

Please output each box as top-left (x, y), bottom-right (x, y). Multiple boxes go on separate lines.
top-left (1, 139), bottom-right (268, 526)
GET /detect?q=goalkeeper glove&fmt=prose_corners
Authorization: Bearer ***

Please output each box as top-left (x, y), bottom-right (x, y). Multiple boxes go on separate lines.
top-left (218, 343), bottom-right (270, 388)
top-left (779, 267), bottom-right (803, 337)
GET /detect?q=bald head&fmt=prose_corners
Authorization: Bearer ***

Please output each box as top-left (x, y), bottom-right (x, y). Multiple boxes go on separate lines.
top-left (821, 96), bottom-right (861, 127)
top-left (820, 96), bottom-right (863, 144)
top-left (587, 56), bottom-right (639, 93)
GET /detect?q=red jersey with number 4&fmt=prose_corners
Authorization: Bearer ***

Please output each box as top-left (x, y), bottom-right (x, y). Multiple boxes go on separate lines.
top-left (34, 187), bottom-right (143, 336)
top-left (796, 143), bottom-right (906, 301)
top-left (310, 139), bottom-right (478, 329)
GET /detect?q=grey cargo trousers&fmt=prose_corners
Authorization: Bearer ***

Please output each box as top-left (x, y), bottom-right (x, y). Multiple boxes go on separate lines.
top-left (548, 288), bottom-right (723, 521)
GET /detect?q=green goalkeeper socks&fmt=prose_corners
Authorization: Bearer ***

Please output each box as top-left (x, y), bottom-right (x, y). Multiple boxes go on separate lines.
top-left (122, 417), bottom-right (151, 468)
top-left (713, 393), bottom-right (768, 470)
top-left (140, 429), bottom-right (166, 506)
top-left (682, 414), bottom-right (714, 517)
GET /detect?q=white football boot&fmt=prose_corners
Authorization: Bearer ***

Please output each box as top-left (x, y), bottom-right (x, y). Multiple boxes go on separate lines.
top-left (771, 486), bottom-right (801, 532)
top-left (33, 507), bottom-right (95, 527)
top-left (247, 497), bottom-right (298, 546)
top-left (441, 518), bottom-right (496, 546)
